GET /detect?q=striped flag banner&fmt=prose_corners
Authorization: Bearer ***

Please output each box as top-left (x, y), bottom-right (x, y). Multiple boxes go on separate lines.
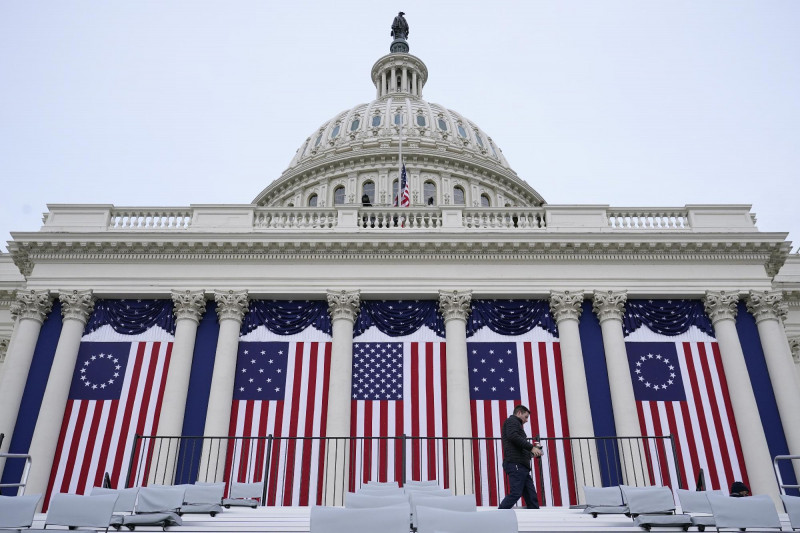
top-left (468, 328), bottom-right (576, 507)
top-left (225, 326), bottom-right (332, 506)
top-left (45, 332), bottom-right (172, 508)
top-left (350, 327), bottom-right (448, 489)
top-left (625, 326), bottom-right (748, 493)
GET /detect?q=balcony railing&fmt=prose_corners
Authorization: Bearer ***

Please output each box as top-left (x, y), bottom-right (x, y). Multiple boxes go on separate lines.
top-left (127, 434), bottom-right (682, 507)
top-left (37, 204), bottom-right (759, 234)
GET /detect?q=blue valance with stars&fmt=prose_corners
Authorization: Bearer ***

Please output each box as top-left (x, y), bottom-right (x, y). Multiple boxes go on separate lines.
top-left (85, 299), bottom-right (175, 335)
top-left (623, 299), bottom-right (713, 337)
top-left (467, 299), bottom-right (559, 338)
top-left (241, 300), bottom-right (332, 336)
top-left (353, 300), bottom-right (445, 338)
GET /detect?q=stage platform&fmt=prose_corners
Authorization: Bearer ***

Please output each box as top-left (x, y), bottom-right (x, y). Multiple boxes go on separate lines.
top-left (25, 505), bottom-right (796, 532)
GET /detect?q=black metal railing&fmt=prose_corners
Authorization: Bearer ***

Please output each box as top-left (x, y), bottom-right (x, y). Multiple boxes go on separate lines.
top-left (126, 434), bottom-right (682, 507)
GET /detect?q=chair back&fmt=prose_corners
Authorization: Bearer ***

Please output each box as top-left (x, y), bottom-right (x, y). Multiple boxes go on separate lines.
top-left (410, 494), bottom-right (476, 528)
top-left (415, 506), bottom-right (517, 533)
top-left (357, 486), bottom-right (405, 496)
top-left (583, 486), bottom-right (624, 506)
top-left (0, 493), bottom-right (41, 528)
top-left (404, 486), bottom-right (452, 496)
top-left (675, 489), bottom-right (723, 514)
top-left (781, 494), bottom-right (800, 529)
top-left (345, 491), bottom-right (409, 509)
top-left (229, 481), bottom-right (264, 499)
top-left (310, 505), bottom-right (410, 533)
top-left (404, 480), bottom-right (439, 487)
top-left (185, 483), bottom-right (225, 504)
top-left (135, 485), bottom-right (186, 513)
top-left (707, 493), bottom-right (781, 530)
top-left (46, 493), bottom-right (118, 528)
top-left (365, 481), bottom-right (400, 488)
top-left (90, 486), bottom-right (140, 512)
top-left (621, 485), bottom-right (676, 515)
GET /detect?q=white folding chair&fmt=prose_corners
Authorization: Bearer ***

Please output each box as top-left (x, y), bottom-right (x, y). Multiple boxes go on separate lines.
top-left (0, 493), bottom-right (42, 529)
top-left (415, 506), bottom-right (517, 533)
top-left (222, 481), bottom-right (263, 508)
top-left (179, 483), bottom-right (224, 516)
top-left (582, 485), bottom-right (628, 517)
top-left (310, 505), bottom-right (410, 533)
top-left (707, 493), bottom-right (782, 531)
top-left (409, 493), bottom-right (475, 528)
top-left (344, 491), bottom-right (409, 509)
top-left (782, 494), bottom-right (800, 531)
top-left (676, 489), bottom-right (724, 531)
top-left (44, 492), bottom-right (119, 532)
top-left (620, 485), bottom-right (691, 531)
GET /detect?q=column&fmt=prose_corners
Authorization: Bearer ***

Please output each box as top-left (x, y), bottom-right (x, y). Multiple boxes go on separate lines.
top-left (402, 67), bottom-right (408, 92)
top-left (746, 290), bottom-right (800, 480)
top-left (26, 290), bottom-right (94, 498)
top-left (0, 290), bottom-right (52, 466)
top-left (149, 289), bottom-right (206, 484)
top-left (704, 291), bottom-right (779, 503)
top-left (390, 67), bottom-right (396, 92)
top-left (324, 289), bottom-right (360, 505)
top-left (411, 71), bottom-right (417, 96)
top-left (199, 290), bottom-right (248, 482)
top-left (592, 290), bottom-right (644, 485)
top-left (439, 290), bottom-right (474, 496)
top-left (381, 71), bottom-right (386, 97)
top-left (549, 291), bottom-right (600, 498)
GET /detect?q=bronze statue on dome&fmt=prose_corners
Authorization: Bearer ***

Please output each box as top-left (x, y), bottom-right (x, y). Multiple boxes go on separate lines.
top-left (391, 12), bottom-right (409, 40)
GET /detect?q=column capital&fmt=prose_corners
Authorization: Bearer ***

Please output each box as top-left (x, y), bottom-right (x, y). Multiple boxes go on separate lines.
top-left (549, 290), bottom-right (584, 323)
top-left (10, 289), bottom-right (53, 324)
top-left (438, 290), bottom-right (472, 324)
top-left (214, 290), bottom-right (249, 324)
top-left (592, 290), bottom-right (627, 323)
top-left (58, 289), bottom-right (95, 325)
top-left (788, 336), bottom-right (800, 364)
top-left (704, 290), bottom-right (740, 324)
top-left (172, 289), bottom-right (207, 323)
top-left (327, 289), bottom-right (361, 323)
top-left (0, 337), bottom-right (9, 365)
top-left (746, 290), bottom-right (788, 324)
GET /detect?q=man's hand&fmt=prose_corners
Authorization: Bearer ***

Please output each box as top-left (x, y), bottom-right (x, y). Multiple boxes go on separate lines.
top-left (531, 446), bottom-right (543, 458)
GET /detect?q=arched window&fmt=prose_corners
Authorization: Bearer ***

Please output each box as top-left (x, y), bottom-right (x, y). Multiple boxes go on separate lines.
top-left (416, 114), bottom-right (427, 127)
top-left (333, 186), bottom-right (346, 206)
top-left (424, 182), bottom-right (436, 206)
top-left (394, 113), bottom-right (403, 126)
top-left (308, 194), bottom-right (318, 207)
top-left (475, 133), bottom-right (485, 148)
top-left (457, 124), bottom-right (467, 138)
top-left (362, 181), bottom-right (375, 204)
top-left (453, 186), bottom-right (465, 205)
top-left (330, 124), bottom-right (341, 139)
top-left (372, 115), bottom-right (382, 127)
top-left (350, 118), bottom-right (360, 131)
top-left (437, 118), bottom-right (448, 131)
top-left (480, 194), bottom-right (491, 207)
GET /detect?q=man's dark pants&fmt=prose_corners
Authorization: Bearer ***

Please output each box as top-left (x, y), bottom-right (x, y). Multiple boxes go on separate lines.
top-left (498, 461), bottom-right (539, 509)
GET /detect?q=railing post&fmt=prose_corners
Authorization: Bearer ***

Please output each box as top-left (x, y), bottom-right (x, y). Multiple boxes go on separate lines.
top-left (401, 434), bottom-right (406, 486)
top-left (668, 435), bottom-right (684, 489)
top-left (125, 434), bottom-right (141, 488)
top-left (262, 435), bottom-right (272, 507)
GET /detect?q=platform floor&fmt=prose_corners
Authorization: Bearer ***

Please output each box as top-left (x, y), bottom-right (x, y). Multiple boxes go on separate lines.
top-left (26, 505), bottom-right (796, 532)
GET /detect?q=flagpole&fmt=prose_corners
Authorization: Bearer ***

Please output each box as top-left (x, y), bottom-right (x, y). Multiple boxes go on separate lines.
top-left (397, 126), bottom-right (402, 207)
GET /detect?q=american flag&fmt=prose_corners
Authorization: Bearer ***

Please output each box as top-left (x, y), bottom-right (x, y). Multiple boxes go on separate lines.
top-left (394, 164), bottom-right (410, 207)
top-left (45, 340), bottom-right (171, 508)
top-left (226, 340), bottom-right (331, 506)
top-left (349, 340), bottom-right (448, 488)
top-left (626, 336), bottom-right (748, 492)
top-left (468, 340), bottom-right (576, 507)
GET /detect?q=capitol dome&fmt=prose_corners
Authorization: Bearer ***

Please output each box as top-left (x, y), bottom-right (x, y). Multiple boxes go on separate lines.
top-left (252, 46), bottom-right (545, 209)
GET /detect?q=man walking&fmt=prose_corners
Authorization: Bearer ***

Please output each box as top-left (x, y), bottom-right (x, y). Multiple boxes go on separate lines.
top-left (498, 405), bottom-right (542, 509)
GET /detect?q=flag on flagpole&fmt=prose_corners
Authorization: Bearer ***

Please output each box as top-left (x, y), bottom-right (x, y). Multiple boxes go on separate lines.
top-left (400, 164), bottom-right (410, 207)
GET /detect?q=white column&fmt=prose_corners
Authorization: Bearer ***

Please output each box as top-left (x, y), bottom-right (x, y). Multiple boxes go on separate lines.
top-left (380, 71), bottom-right (386, 97)
top-left (390, 67), bottom-right (396, 92)
top-left (704, 291), bottom-right (780, 503)
top-left (411, 71), bottom-right (417, 96)
top-left (592, 290), bottom-right (644, 485)
top-left (149, 289), bottom-right (206, 484)
top-left (199, 290), bottom-right (248, 482)
top-left (549, 291), bottom-right (600, 499)
top-left (746, 290), bottom-right (800, 481)
top-left (439, 290), bottom-right (474, 496)
top-left (323, 289), bottom-right (360, 505)
top-left (26, 290), bottom-right (94, 499)
top-left (0, 290), bottom-right (52, 470)
top-left (402, 67), bottom-right (408, 92)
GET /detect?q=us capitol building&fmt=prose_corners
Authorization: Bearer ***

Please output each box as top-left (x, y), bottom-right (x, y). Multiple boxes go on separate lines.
top-left (1, 13), bottom-right (799, 507)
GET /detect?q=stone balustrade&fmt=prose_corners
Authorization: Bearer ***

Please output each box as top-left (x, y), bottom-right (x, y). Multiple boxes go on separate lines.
top-left (36, 204), bottom-right (760, 234)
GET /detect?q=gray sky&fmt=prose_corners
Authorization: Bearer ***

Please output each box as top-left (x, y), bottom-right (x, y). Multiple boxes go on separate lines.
top-left (1, 1), bottom-right (798, 253)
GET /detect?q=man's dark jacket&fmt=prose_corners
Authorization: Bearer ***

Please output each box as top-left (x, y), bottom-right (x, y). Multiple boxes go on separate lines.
top-left (501, 414), bottom-right (534, 468)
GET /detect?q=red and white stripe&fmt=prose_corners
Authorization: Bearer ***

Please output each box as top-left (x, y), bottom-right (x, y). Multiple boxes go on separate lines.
top-left (45, 340), bottom-right (171, 508)
top-left (629, 330), bottom-right (748, 492)
top-left (350, 335), bottom-right (448, 488)
top-left (226, 341), bottom-right (331, 506)
top-left (470, 335), bottom-right (576, 507)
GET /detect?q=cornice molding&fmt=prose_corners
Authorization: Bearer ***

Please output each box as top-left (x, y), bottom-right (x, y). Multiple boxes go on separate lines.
top-left (327, 289), bottom-right (361, 323)
top-left (172, 289), bottom-right (207, 324)
top-left (11, 289), bottom-right (53, 324)
top-left (704, 290), bottom-right (740, 324)
top-left (59, 289), bottom-right (95, 325)
top-left (214, 290), bottom-right (249, 324)
top-left (438, 289), bottom-right (472, 323)
top-left (592, 290), bottom-right (627, 323)
top-left (549, 290), bottom-right (584, 323)
top-left (746, 290), bottom-right (788, 324)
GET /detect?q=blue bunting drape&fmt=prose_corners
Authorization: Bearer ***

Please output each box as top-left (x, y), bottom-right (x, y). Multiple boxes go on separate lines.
top-left (623, 299), bottom-right (713, 337)
top-left (467, 299), bottom-right (558, 337)
top-left (85, 299), bottom-right (175, 335)
top-left (353, 300), bottom-right (445, 338)
top-left (241, 300), bottom-right (332, 336)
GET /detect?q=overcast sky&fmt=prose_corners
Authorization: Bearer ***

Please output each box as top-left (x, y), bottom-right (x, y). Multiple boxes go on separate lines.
top-left (1, 1), bottom-right (798, 253)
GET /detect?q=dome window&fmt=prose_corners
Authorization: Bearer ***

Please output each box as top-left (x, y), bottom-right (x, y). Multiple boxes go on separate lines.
top-left (416, 114), bottom-right (427, 127)
top-left (437, 118), bottom-right (448, 131)
top-left (308, 194), bottom-right (318, 207)
top-left (333, 186), bottom-right (346, 205)
top-left (480, 194), bottom-right (491, 207)
top-left (489, 141), bottom-right (499, 158)
top-left (372, 115), bottom-right (382, 127)
top-left (457, 124), bottom-right (467, 138)
top-left (475, 134), bottom-right (485, 148)
top-left (314, 133), bottom-right (323, 147)
top-left (331, 124), bottom-right (341, 139)
top-left (394, 113), bottom-right (403, 125)
top-left (350, 118), bottom-right (360, 132)
top-left (453, 186), bottom-right (465, 205)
